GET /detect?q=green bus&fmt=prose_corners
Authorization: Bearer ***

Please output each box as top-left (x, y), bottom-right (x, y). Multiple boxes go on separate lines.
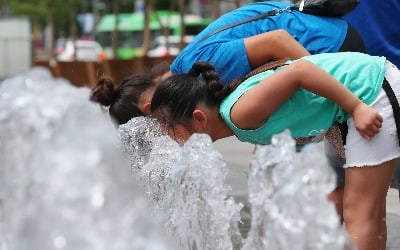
top-left (96, 11), bottom-right (211, 59)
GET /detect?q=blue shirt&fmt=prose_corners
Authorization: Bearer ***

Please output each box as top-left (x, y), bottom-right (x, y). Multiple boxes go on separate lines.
top-left (171, 1), bottom-right (348, 85)
top-left (344, 0), bottom-right (400, 67)
top-left (219, 52), bottom-right (386, 145)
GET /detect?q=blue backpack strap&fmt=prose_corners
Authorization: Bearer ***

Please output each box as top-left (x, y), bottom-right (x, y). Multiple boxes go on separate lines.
top-left (194, 6), bottom-right (296, 45)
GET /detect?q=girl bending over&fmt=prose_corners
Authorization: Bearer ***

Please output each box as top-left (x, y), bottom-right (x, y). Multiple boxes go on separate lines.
top-left (150, 52), bottom-right (400, 250)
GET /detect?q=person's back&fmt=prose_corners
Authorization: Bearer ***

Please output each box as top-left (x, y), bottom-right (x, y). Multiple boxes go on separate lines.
top-left (171, 1), bottom-right (348, 84)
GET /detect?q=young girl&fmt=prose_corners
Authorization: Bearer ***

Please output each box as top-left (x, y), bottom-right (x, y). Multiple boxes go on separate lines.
top-left (150, 52), bottom-right (400, 250)
top-left (90, 61), bottom-right (170, 125)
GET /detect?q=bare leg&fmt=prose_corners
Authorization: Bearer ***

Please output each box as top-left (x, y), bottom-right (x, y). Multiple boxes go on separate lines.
top-left (324, 139), bottom-right (346, 222)
top-left (327, 188), bottom-right (344, 223)
top-left (378, 201), bottom-right (387, 250)
top-left (343, 159), bottom-right (396, 250)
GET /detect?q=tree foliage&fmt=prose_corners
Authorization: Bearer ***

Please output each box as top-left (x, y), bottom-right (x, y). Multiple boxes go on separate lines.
top-left (4, 0), bottom-right (176, 38)
top-left (6, 0), bottom-right (77, 37)
top-left (7, 0), bottom-right (47, 26)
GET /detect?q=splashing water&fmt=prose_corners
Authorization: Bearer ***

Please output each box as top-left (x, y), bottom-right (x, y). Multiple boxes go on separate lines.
top-left (0, 67), bottom-right (176, 250)
top-left (242, 130), bottom-right (354, 250)
top-left (118, 117), bottom-right (165, 174)
top-left (119, 118), bottom-right (354, 250)
top-left (119, 118), bottom-right (244, 250)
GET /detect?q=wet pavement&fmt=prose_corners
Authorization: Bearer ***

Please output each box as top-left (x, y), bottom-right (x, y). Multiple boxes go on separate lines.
top-left (214, 136), bottom-right (400, 250)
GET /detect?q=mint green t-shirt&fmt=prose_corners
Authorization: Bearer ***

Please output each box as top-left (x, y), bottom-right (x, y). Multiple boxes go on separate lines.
top-left (219, 52), bottom-right (386, 145)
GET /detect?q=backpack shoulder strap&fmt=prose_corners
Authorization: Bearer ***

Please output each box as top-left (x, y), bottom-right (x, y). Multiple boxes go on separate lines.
top-left (195, 6), bottom-right (296, 45)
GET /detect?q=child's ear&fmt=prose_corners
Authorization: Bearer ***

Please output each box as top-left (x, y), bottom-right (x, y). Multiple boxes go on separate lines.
top-left (192, 109), bottom-right (208, 132)
top-left (142, 102), bottom-right (151, 114)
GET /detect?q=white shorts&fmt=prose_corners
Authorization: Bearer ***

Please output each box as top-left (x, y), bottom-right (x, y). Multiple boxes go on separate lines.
top-left (344, 61), bottom-right (400, 168)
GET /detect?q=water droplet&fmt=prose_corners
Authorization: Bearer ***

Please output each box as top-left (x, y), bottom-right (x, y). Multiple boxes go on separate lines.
top-left (53, 236), bottom-right (66, 249)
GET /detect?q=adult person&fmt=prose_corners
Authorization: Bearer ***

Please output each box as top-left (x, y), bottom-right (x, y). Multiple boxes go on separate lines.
top-left (91, 0), bottom-right (365, 219)
top-left (166, 0), bottom-right (365, 85)
top-left (344, 0), bottom-right (400, 68)
top-left (150, 52), bottom-right (400, 250)
top-left (344, 0), bottom-right (400, 197)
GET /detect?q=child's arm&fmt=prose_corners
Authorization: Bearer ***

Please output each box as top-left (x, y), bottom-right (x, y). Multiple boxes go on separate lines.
top-left (231, 59), bottom-right (383, 140)
top-left (244, 29), bottom-right (311, 68)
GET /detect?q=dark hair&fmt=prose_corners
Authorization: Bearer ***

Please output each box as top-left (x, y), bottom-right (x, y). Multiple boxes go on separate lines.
top-left (150, 61), bottom-right (170, 81)
top-left (151, 62), bottom-right (232, 125)
top-left (90, 62), bottom-right (170, 125)
top-left (151, 59), bottom-right (289, 126)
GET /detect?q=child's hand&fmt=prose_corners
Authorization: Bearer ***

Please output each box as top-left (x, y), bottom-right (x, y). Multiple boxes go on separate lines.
top-left (352, 103), bottom-right (383, 140)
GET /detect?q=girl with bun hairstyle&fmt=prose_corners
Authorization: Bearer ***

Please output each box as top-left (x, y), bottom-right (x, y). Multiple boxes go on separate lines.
top-left (150, 52), bottom-right (400, 250)
top-left (90, 62), bottom-right (170, 125)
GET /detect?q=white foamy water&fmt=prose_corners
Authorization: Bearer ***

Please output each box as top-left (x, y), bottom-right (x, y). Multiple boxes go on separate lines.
top-left (0, 67), bottom-right (176, 250)
top-left (119, 119), bottom-right (244, 250)
top-left (119, 118), bottom-right (354, 250)
top-left (243, 130), bottom-right (354, 250)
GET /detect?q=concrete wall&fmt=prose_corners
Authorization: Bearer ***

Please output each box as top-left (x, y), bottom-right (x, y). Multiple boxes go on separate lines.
top-left (34, 56), bottom-right (175, 88)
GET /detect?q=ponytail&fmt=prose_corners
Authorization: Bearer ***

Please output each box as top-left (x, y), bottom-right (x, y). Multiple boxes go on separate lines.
top-left (189, 62), bottom-right (234, 100)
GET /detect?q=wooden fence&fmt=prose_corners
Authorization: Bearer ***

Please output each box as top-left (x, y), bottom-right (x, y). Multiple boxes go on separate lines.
top-left (34, 56), bottom-right (175, 88)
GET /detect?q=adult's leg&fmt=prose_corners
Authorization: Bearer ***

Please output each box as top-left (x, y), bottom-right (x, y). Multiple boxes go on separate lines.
top-left (343, 159), bottom-right (397, 250)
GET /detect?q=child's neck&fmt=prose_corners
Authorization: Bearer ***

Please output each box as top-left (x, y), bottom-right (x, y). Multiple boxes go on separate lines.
top-left (209, 113), bottom-right (234, 141)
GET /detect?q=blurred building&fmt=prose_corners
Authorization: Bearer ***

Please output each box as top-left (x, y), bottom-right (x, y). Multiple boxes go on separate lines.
top-left (0, 18), bottom-right (32, 79)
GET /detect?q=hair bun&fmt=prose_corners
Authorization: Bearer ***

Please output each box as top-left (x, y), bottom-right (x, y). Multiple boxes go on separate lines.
top-left (188, 62), bottom-right (214, 77)
top-left (189, 62), bottom-right (223, 97)
top-left (90, 77), bottom-right (117, 107)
